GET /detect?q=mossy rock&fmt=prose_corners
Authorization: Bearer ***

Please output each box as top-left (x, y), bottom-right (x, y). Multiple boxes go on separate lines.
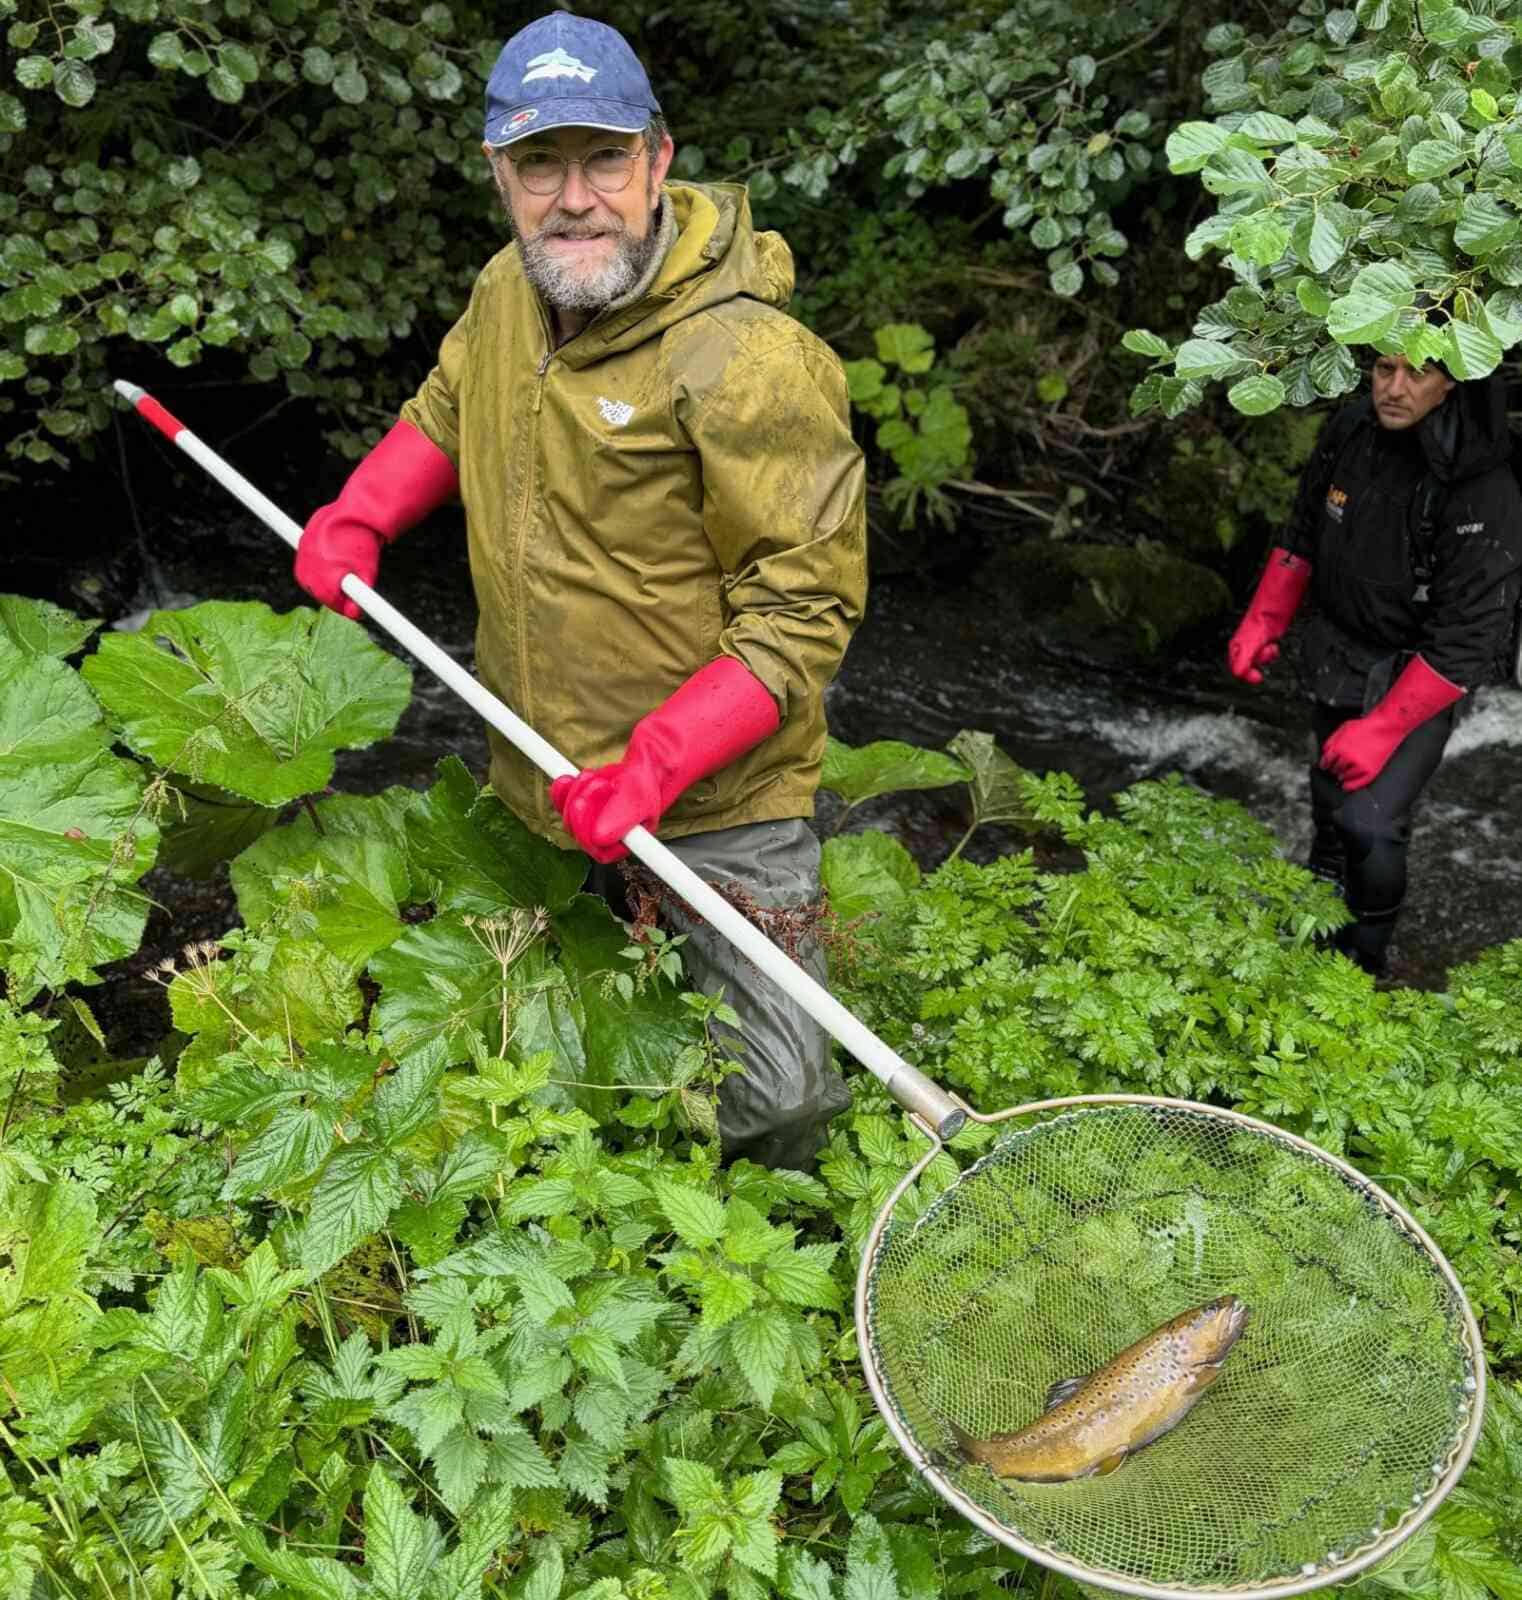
top-left (996, 540), bottom-right (1232, 658)
top-left (1137, 410), bottom-right (1324, 556)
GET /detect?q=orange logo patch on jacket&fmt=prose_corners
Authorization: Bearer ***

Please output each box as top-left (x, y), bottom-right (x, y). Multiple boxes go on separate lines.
top-left (1325, 484), bottom-right (1348, 522)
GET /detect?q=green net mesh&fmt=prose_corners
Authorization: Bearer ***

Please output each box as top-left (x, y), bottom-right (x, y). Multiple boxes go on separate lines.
top-left (863, 1104), bottom-right (1480, 1595)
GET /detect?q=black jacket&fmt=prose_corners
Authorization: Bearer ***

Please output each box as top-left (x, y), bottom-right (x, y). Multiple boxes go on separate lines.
top-left (1285, 374), bottom-right (1522, 705)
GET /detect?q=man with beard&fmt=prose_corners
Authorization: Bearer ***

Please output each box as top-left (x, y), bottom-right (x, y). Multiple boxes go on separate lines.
top-left (1227, 354), bottom-right (1522, 978)
top-left (294, 14), bottom-right (866, 1170)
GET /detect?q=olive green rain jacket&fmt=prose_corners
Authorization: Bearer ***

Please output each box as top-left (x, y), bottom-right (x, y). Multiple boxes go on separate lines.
top-left (401, 181), bottom-right (867, 847)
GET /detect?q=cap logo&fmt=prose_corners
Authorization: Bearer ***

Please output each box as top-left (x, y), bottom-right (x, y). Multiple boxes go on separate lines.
top-left (507, 108), bottom-right (538, 129)
top-left (523, 48), bottom-right (597, 85)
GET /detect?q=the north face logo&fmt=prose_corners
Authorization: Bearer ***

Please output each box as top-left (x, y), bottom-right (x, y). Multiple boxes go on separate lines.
top-left (597, 397), bottom-right (634, 427)
top-left (523, 48), bottom-right (597, 84)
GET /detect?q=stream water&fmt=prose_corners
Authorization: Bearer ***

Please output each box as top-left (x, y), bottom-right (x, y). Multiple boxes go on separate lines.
top-left (14, 445), bottom-right (1522, 995)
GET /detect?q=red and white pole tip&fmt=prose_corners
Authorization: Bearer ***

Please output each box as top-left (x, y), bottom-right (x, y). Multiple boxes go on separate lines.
top-left (112, 378), bottom-right (187, 444)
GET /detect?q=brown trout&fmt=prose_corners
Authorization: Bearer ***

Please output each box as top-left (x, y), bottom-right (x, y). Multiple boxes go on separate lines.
top-left (949, 1294), bottom-right (1249, 1482)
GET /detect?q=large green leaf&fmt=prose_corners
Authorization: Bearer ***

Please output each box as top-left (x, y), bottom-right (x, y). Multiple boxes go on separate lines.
top-left (1405, 138), bottom-right (1464, 180)
top-left (1230, 213), bottom-right (1290, 267)
top-left (1165, 121), bottom-right (1230, 173)
top-left (0, 1179), bottom-right (99, 1383)
top-left (83, 601), bottom-right (412, 805)
top-left (0, 635), bottom-right (108, 763)
top-left (947, 730), bottom-right (1032, 833)
top-left (818, 738), bottom-right (969, 809)
top-left (1326, 293), bottom-right (1399, 344)
top-left (1309, 341), bottom-right (1361, 397)
top-left (407, 756), bottom-right (585, 915)
top-left (552, 894), bottom-right (701, 1093)
top-left (1237, 111), bottom-right (1298, 145)
top-left (232, 791), bottom-right (420, 964)
top-left (0, 641), bottom-right (158, 1001)
top-left (1200, 147), bottom-right (1271, 196)
top-left (1445, 318), bottom-right (1504, 379)
top-left (1173, 338), bottom-right (1254, 380)
top-left (820, 832), bottom-right (920, 923)
top-left (154, 781), bottom-right (281, 879)
top-left (1402, 322), bottom-right (1451, 370)
top-left (168, 935), bottom-right (364, 1087)
top-left (1228, 373), bottom-right (1287, 415)
top-left (1293, 210), bottom-right (1346, 272)
top-left (0, 594), bottom-right (97, 659)
top-left (370, 914), bottom-right (568, 1069)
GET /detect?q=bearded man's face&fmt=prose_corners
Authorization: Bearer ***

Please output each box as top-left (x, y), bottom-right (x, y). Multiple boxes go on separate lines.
top-left (487, 126), bottom-right (675, 313)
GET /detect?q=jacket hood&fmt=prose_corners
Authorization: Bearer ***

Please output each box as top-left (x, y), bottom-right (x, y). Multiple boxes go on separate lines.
top-left (556, 181), bottom-right (794, 368)
top-left (1418, 370), bottom-right (1513, 484)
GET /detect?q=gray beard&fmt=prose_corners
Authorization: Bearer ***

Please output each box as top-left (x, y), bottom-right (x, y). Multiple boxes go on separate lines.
top-left (500, 177), bottom-right (661, 314)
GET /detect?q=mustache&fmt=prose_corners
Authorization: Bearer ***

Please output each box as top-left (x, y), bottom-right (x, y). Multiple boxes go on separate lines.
top-left (535, 217), bottom-right (627, 241)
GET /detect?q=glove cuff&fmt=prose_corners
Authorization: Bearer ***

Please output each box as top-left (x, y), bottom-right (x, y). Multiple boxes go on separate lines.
top-left (1380, 653), bottom-right (1464, 731)
top-left (627, 657), bottom-right (781, 812)
top-left (337, 420), bottom-right (460, 545)
top-left (1245, 546), bottom-right (1313, 634)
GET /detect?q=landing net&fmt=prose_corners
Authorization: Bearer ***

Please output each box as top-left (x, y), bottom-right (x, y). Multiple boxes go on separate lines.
top-left (860, 1102), bottom-right (1482, 1597)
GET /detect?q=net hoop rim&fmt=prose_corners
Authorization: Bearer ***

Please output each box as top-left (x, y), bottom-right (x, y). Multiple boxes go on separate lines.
top-left (854, 1093), bottom-right (1487, 1600)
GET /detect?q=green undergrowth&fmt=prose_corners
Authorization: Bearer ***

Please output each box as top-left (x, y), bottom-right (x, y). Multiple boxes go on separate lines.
top-left (1, 595), bottom-right (1520, 1600)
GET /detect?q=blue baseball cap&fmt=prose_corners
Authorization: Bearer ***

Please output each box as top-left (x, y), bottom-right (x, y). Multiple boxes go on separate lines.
top-left (483, 14), bottom-right (661, 149)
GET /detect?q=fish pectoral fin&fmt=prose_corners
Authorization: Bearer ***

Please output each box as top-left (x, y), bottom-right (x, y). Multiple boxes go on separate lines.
top-left (1043, 1373), bottom-right (1090, 1412)
top-left (946, 1419), bottom-right (980, 1464)
top-left (1093, 1449), bottom-right (1129, 1477)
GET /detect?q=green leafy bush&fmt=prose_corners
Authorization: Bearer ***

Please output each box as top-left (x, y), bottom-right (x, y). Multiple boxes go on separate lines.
top-left (785, 2), bottom-right (1172, 300)
top-left (0, 0), bottom-right (498, 464)
top-left (3, 592), bottom-right (1521, 1598)
top-left (1128, 0), bottom-right (1522, 414)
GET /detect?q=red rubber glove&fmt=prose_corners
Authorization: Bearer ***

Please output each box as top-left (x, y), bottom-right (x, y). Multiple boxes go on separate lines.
top-left (550, 657), bottom-right (780, 863)
top-left (1319, 654), bottom-right (1463, 792)
top-left (1227, 548), bottom-right (1313, 684)
top-left (295, 421), bottom-right (459, 620)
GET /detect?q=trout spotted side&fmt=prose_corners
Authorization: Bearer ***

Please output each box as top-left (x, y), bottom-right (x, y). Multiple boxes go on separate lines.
top-left (949, 1294), bottom-right (1249, 1483)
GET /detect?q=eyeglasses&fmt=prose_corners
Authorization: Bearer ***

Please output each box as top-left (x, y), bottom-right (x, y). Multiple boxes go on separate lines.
top-left (505, 141), bottom-right (645, 196)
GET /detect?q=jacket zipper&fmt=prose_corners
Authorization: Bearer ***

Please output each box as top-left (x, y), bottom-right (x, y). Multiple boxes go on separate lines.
top-left (512, 341), bottom-right (553, 812)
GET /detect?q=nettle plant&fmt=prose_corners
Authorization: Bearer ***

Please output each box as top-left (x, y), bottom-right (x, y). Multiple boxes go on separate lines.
top-left (2, 595), bottom-right (1522, 1598)
top-left (1126, 0), bottom-right (1522, 417)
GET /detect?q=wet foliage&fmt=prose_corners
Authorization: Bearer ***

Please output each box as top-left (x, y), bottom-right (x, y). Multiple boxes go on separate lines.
top-left (1, 595), bottom-right (1520, 1597)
